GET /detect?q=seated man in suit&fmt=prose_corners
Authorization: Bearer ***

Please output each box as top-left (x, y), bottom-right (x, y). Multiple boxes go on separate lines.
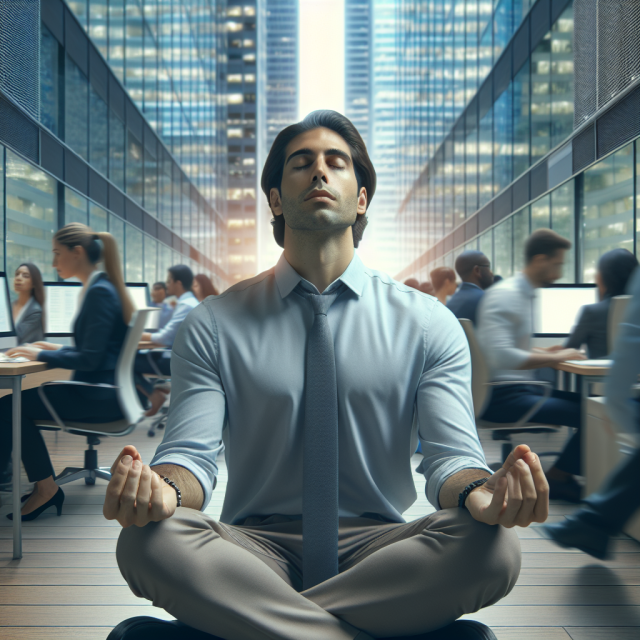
top-left (565, 248), bottom-right (638, 359)
top-left (446, 251), bottom-right (494, 325)
top-left (135, 265), bottom-right (199, 415)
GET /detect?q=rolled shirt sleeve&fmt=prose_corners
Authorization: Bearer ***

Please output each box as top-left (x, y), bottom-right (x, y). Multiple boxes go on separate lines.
top-left (605, 269), bottom-right (640, 440)
top-left (416, 302), bottom-right (492, 509)
top-left (150, 303), bottom-right (226, 509)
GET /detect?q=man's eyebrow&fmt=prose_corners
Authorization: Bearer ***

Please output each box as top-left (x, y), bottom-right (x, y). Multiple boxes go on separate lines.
top-left (285, 147), bottom-right (353, 165)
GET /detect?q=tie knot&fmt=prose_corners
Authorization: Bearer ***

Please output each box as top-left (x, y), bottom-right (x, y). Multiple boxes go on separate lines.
top-left (306, 292), bottom-right (334, 316)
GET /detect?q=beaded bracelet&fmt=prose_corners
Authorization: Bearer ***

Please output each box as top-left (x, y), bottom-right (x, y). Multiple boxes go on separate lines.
top-left (159, 475), bottom-right (182, 508)
top-left (458, 477), bottom-right (490, 509)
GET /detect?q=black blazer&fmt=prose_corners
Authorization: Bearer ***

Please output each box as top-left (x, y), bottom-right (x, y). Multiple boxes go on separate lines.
top-left (15, 298), bottom-right (45, 344)
top-left (446, 282), bottom-right (485, 325)
top-left (565, 297), bottom-right (611, 359)
top-left (37, 273), bottom-right (128, 387)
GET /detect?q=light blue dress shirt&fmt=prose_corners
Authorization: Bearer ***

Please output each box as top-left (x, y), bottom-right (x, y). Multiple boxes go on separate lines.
top-left (605, 268), bottom-right (640, 440)
top-left (150, 291), bottom-right (199, 347)
top-left (150, 253), bottom-right (492, 524)
top-left (150, 301), bottom-right (174, 330)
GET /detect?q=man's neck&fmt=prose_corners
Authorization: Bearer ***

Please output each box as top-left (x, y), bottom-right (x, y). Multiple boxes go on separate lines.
top-left (283, 226), bottom-right (354, 293)
top-left (461, 278), bottom-right (481, 289)
top-left (522, 267), bottom-right (542, 289)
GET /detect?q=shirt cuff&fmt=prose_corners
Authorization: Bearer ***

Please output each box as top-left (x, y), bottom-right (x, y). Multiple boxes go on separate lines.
top-left (149, 454), bottom-right (216, 510)
top-left (426, 456), bottom-right (493, 510)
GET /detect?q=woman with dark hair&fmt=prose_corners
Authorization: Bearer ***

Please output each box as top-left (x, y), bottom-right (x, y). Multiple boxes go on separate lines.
top-left (192, 274), bottom-right (218, 302)
top-left (0, 223), bottom-right (133, 521)
top-left (12, 262), bottom-right (45, 344)
top-left (566, 248), bottom-right (638, 358)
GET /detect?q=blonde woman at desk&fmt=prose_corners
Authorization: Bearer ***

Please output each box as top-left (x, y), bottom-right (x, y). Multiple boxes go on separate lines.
top-left (12, 262), bottom-right (45, 345)
top-left (0, 223), bottom-right (133, 521)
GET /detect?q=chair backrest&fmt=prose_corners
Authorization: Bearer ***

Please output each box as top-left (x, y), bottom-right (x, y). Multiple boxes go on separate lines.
top-left (115, 308), bottom-right (159, 424)
top-left (459, 318), bottom-right (491, 418)
top-left (608, 295), bottom-right (631, 354)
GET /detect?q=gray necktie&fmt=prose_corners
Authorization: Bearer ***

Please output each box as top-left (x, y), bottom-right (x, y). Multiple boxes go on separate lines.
top-left (300, 288), bottom-right (340, 590)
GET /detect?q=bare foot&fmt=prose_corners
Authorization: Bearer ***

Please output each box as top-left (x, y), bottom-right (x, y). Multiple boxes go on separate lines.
top-left (145, 388), bottom-right (169, 417)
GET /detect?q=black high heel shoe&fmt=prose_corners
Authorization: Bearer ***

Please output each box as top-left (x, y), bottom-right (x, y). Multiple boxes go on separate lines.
top-left (7, 487), bottom-right (65, 521)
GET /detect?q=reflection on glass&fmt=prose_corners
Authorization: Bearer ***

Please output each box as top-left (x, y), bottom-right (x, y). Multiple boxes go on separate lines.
top-left (40, 24), bottom-right (59, 136)
top-left (531, 194), bottom-right (550, 231)
top-left (493, 0), bottom-right (513, 61)
top-left (89, 85), bottom-right (108, 177)
top-left (126, 132), bottom-right (144, 205)
top-left (494, 216), bottom-right (513, 278)
top-left (479, 229), bottom-right (494, 266)
top-left (89, 203), bottom-right (108, 233)
top-left (65, 187), bottom-right (88, 225)
top-left (125, 224), bottom-right (143, 282)
top-left (530, 35), bottom-right (551, 164)
top-left (582, 144), bottom-right (634, 283)
top-left (0, 146), bottom-right (4, 269)
top-left (513, 61), bottom-right (530, 178)
top-left (550, 5), bottom-right (574, 148)
top-left (65, 56), bottom-right (89, 160)
top-left (478, 108), bottom-right (493, 208)
top-left (109, 110), bottom-right (125, 189)
top-left (159, 243), bottom-right (173, 280)
top-left (513, 206), bottom-right (530, 272)
top-left (109, 213), bottom-right (125, 273)
top-left (144, 235), bottom-right (158, 287)
top-left (108, 0), bottom-right (125, 82)
top-left (5, 150), bottom-right (57, 281)
top-left (551, 180), bottom-right (575, 283)
top-left (144, 147), bottom-right (158, 215)
top-left (465, 123), bottom-right (478, 216)
top-left (493, 85), bottom-right (513, 194)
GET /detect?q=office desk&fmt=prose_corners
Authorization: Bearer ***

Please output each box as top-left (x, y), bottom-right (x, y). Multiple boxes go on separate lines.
top-left (0, 361), bottom-right (49, 559)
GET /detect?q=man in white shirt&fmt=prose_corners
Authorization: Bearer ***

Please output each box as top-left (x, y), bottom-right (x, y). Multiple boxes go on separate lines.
top-left (105, 111), bottom-right (549, 640)
top-left (477, 230), bottom-right (586, 502)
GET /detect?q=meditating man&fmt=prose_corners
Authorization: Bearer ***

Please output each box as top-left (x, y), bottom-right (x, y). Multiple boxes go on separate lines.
top-left (105, 111), bottom-right (549, 640)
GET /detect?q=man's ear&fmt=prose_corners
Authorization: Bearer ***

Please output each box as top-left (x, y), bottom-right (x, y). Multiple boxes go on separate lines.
top-left (357, 187), bottom-right (367, 215)
top-left (270, 188), bottom-right (283, 216)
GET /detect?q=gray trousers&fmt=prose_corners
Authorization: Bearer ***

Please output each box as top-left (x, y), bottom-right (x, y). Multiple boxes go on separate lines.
top-left (116, 507), bottom-right (521, 640)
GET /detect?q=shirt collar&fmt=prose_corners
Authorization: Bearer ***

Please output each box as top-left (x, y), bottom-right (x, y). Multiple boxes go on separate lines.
top-left (460, 282), bottom-right (481, 291)
top-left (274, 251), bottom-right (366, 299)
top-left (179, 291), bottom-right (197, 303)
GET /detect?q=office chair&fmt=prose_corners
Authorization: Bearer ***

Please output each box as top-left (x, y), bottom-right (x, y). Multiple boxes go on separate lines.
top-left (34, 308), bottom-right (158, 486)
top-left (140, 347), bottom-right (171, 438)
top-left (607, 295), bottom-right (632, 354)
top-left (459, 319), bottom-right (563, 467)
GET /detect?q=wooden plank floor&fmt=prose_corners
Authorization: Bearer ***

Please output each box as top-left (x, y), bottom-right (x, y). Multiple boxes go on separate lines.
top-left (0, 424), bottom-right (639, 639)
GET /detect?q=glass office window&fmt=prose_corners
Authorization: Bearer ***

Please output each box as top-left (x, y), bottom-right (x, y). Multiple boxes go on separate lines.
top-left (108, 0), bottom-right (125, 82)
top-left (513, 61), bottom-right (531, 179)
top-left (0, 146), bottom-right (4, 270)
top-left (530, 34), bottom-right (551, 164)
top-left (65, 56), bottom-right (89, 160)
top-left (582, 143), bottom-right (634, 283)
top-left (5, 150), bottom-right (57, 281)
top-left (125, 1), bottom-right (144, 108)
top-left (40, 24), bottom-right (59, 136)
top-left (159, 243), bottom-right (173, 280)
top-left (493, 216), bottom-right (513, 278)
top-left (478, 108), bottom-right (493, 208)
top-left (159, 156), bottom-right (173, 229)
top-left (493, 0), bottom-right (513, 61)
top-left (89, 1), bottom-right (108, 59)
top-left (125, 223), bottom-right (143, 283)
top-left (109, 213), bottom-right (125, 273)
top-left (65, 187), bottom-right (88, 225)
top-left (126, 132), bottom-right (144, 205)
top-left (89, 203), bottom-right (108, 233)
top-left (478, 17), bottom-right (493, 85)
top-left (109, 110), bottom-right (125, 189)
top-left (89, 85), bottom-right (108, 177)
top-left (465, 125), bottom-right (478, 216)
top-left (144, 147), bottom-right (158, 215)
top-left (493, 85), bottom-right (513, 194)
top-left (513, 206), bottom-right (530, 273)
top-left (637, 141), bottom-right (640, 260)
top-left (453, 135), bottom-right (466, 227)
top-left (144, 235), bottom-right (158, 287)
top-left (479, 229), bottom-right (494, 266)
top-left (531, 193), bottom-right (550, 231)
top-left (551, 180), bottom-right (575, 283)
top-left (550, 5), bottom-right (574, 148)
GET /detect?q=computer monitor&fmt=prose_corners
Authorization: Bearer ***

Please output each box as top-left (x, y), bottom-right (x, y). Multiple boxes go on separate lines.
top-left (44, 282), bottom-right (83, 336)
top-left (0, 275), bottom-right (14, 336)
top-left (534, 284), bottom-right (598, 336)
top-left (126, 283), bottom-right (149, 311)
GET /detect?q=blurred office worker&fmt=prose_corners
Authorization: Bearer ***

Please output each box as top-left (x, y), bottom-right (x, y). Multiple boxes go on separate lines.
top-left (12, 262), bottom-right (45, 344)
top-left (192, 273), bottom-right (219, 302)
top-left (446, 251), bottom-right (494, 325)
top-left (0, 223), bottom-right (133, 521)
top-left (565, 248), bottom-right (638, 359)
top-left (543, 268), bottom-right (640, 558)
top-left (419, 281), bottom-right (435, 296)
top-left (150, 281), bottom-right (174, 330)
top-left (430, 266), bottom-right (457, 304)
top-left (477, 229), bottom-right (586, 502)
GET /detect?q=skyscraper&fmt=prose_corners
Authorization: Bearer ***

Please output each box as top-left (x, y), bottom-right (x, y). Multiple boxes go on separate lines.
top-left (10, 0), bottom-right (231, 291)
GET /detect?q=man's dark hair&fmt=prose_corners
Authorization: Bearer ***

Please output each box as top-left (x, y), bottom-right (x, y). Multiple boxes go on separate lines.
top-left (598, 248), bottom-right (638, 298)
top-left (168, 265), bottom-right (193, 291)
top-left (260, 110), bottom-right (377, 248)
top-left (525, 229), bottom-right (572, 264)
top-left (455, 251), bottom-right (489, 279)
top-left (153, 281), bottom-right (167, 291)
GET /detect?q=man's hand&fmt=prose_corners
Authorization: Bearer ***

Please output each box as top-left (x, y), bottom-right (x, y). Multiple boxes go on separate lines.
top-left (31, 341), bottom-right (63, 351)
top-left (5, 346), bottom-right (42, 361)
top-left (466, 444), bottom-right (549, 528)
top-left (103, 445), bottom-right (176, 528)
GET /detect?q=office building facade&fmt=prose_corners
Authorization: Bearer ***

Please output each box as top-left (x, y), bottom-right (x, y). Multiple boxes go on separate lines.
top-left (395, 0), bottom-right (640, 288)
top-left (0, 0), bottom-right (230, 296)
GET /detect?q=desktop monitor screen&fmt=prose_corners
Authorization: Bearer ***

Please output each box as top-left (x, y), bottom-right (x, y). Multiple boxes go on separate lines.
top-left (126, 284), bottom-right (149, 311)
top-left (45, 283), bottom-right (82, 335)
top-left (534, 285), bottom-right (598, 335)
top-left (0, 276), bottom-right (14, 336)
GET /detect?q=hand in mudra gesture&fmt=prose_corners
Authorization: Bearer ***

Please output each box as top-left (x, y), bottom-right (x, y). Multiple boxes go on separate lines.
top-left (466, 444), bottom-right (549, 528)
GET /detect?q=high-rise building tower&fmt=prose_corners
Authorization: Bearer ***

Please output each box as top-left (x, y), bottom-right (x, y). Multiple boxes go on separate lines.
top-left (0, 0), bottom-right (231, 292)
